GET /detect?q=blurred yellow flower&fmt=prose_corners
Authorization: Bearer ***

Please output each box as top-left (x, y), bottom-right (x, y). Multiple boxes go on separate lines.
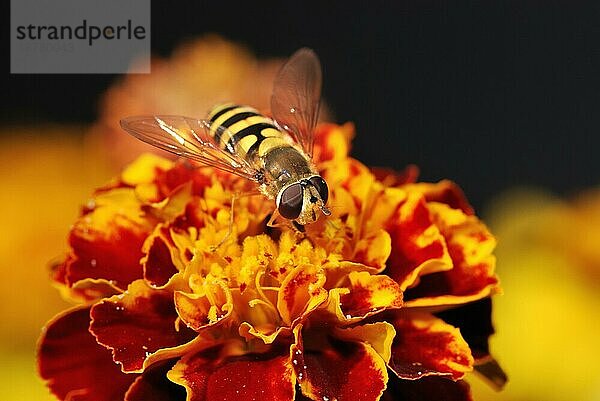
top-left (470, 189), bottom-right (600, 401)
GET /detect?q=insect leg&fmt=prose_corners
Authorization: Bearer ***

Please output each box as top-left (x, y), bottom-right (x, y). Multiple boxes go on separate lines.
top-left (266, 209), bottom-right (283, 228)
top-left (212, 189), bottom-right (263, 250)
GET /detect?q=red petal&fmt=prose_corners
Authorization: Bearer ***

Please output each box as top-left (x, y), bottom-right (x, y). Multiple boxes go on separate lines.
top-left (435, 298), bottom-right (507, 389)
top-left (143, 229), bottom-right (179, 288)
top-left (66, 208), bottom-right (149, 290)
top-left (435, 298), bottom-right (494, 360)
top-left (389, 313), bottom-right (473, 381)
top-left (372, 164), bottom-right (420, 186)
top-left (172, 199), bottom-right (206, 231)
top-left (293, 329), bottom-right (388, 401)
top-left (125, 361), bottom-right (186, 401)
top-left (403, 203), bottom-right (499, 306)
top-left (385, 192), bottom-right (453, 290)
top-left (404, 181), bottom-right (475, 216)
top-left (167, 347), bottom-right (295, 401)
top-left (154, 163), bottom-right (213, 200)
top-left (90, 280), bottom-right (197, 372)
top-left (383, 376), bottom-right (472, 401)
top-left (50, 257), bottom-right (68, 286)
top-left (38, 307), bottom-right (137, 401)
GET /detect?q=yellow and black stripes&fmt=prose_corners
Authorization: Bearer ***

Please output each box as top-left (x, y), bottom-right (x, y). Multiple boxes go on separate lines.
top-left (207, 103), bottom-right (291, 161)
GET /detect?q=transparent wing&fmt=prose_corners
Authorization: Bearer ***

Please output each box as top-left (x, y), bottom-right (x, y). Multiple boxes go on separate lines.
top-left (120, 115), bottom-right (260, 181)
top-left (271, 48), bottom-right (322, 158)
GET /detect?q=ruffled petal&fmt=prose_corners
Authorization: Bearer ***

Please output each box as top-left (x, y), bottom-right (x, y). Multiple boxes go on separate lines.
top-left (312, 122), bottom-right (354, 164)
top-left (125, 361), bottom-right (186, 401)
top-left (404, 202), bottom-right (500, 307)
top-left (153, 163), bottom-right (214, 201)
top-left (174, 280), bottom-right (233, 331)
top-left (334, 321), bottom-right (396, 363)
top-left (38, 307), bottom-right (137, 401)
top-left (292, 327), bottom-right (388, 401)
top-left (388, 312), bottom-right (473, 380)
top-left (435, 298), bottom-right (507, 389)
top-left (385, 192), bottom-right (453, 291)
top-left (90, 280), bottom-right (197, 372)
top-left (339, 271), bottom-right (403, 319)
top-left (55, 275), bottom-right (121, 303)
top-left (353, 229), bottom-right (392, 271)
top-left (66, 188), bottom-right (152, 289)
top-left (234, 287), bottom-right (288, 344)
top-left (143, 228), bottom-right (180, 288)
top-left (277, 264), bottom-right (327, 325)
top-left (167, 347), bottom-right (296, 401)
top-left (383, 376), bottom-right (472, 401)
top-left (141, 184), bottom-right (200, 288)
top-left (403, 180), bottom-right (474, 216)
top-left (372, 165), bottom-right (420, 187)
top-left (120, 155), bottom-right (214, 203)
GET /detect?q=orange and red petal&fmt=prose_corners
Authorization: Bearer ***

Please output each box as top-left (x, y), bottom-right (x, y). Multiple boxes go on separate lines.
top-left (292, 330), bottom-right (388, 401)
top-left (67, 222), bottom-right (149, 289)
top-left (385, 192), bottom-right (453, 290)
top-left (435, 298), bottom-right (507, 389)
top-left (120, 154), bottom-right (212, 202)
top-left (403, 180), bottom-right (474, 216)
top-left (352, 229), bottom-right (392, 271)
top-left (372, 164), bottom-right (420, 187)
top-left (65, 189), bottom-right (153, 290)
top-left (142, 226), bottom-right (182, 288)
top-left (339, 271), bottom-right (403, 319)
top-left (125, 361), bottom-right (186, 401)
top-left (90, 280), bottom-right (197, 373)
top-left (38, 307), bottom-right (138, 401)
top-left (388, 312), bottom-right (474, 381)
top-left (334, 321), bottom-right (396, 363)
top-left (312, 122), bottom-right (354, 164)
top-left (403, 202), bottom-right (499, 307)
top-left (174, 282), bottom-right (233, 331)
top-left (167, 347), bottom-right (295, 401)
top-left (277, 264), bottom-right (327, 325)
top-left (383, 376), bottom-right (473, 401)
top-left (152, 162), bottom-right (214, 201)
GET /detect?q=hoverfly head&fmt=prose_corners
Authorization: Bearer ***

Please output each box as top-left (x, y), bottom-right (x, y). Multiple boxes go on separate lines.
top-left (276, 175), bottom-right (330, 225)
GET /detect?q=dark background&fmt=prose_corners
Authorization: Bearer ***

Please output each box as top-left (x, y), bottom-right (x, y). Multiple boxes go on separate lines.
top-left (2, 1), bottom-right (600, 210)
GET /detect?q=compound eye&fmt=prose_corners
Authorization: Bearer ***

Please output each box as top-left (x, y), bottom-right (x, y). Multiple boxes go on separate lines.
top-left (309, 176), bottom-right (329, 204)
top-left (278, 183), bottom-right (303, 219)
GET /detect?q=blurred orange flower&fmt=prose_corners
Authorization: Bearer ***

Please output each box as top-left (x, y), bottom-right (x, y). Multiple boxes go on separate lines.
top-left (0, 126), bottom-right (112, 401)
top-left (91, 35), bottom-right (332, 169)
top-left (38, 123), bottom-right (504, 401)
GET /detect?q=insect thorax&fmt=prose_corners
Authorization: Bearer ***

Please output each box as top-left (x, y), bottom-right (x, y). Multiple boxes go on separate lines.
top-left (262, 146), bottom-right (314, 181)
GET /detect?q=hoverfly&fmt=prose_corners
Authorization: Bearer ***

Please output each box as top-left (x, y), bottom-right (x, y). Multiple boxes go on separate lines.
top-left (120, 48), bottom-right (330, 231)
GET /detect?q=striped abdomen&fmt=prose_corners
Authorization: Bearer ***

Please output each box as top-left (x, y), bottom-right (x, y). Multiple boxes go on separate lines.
top-left (207, 103), bottom-right (291, 162)
top-left (207, 104), bottom-right (314, 185)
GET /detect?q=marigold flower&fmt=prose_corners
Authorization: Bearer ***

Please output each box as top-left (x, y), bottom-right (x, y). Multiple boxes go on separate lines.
top-left (38, 123), bottom-right (505, 400)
